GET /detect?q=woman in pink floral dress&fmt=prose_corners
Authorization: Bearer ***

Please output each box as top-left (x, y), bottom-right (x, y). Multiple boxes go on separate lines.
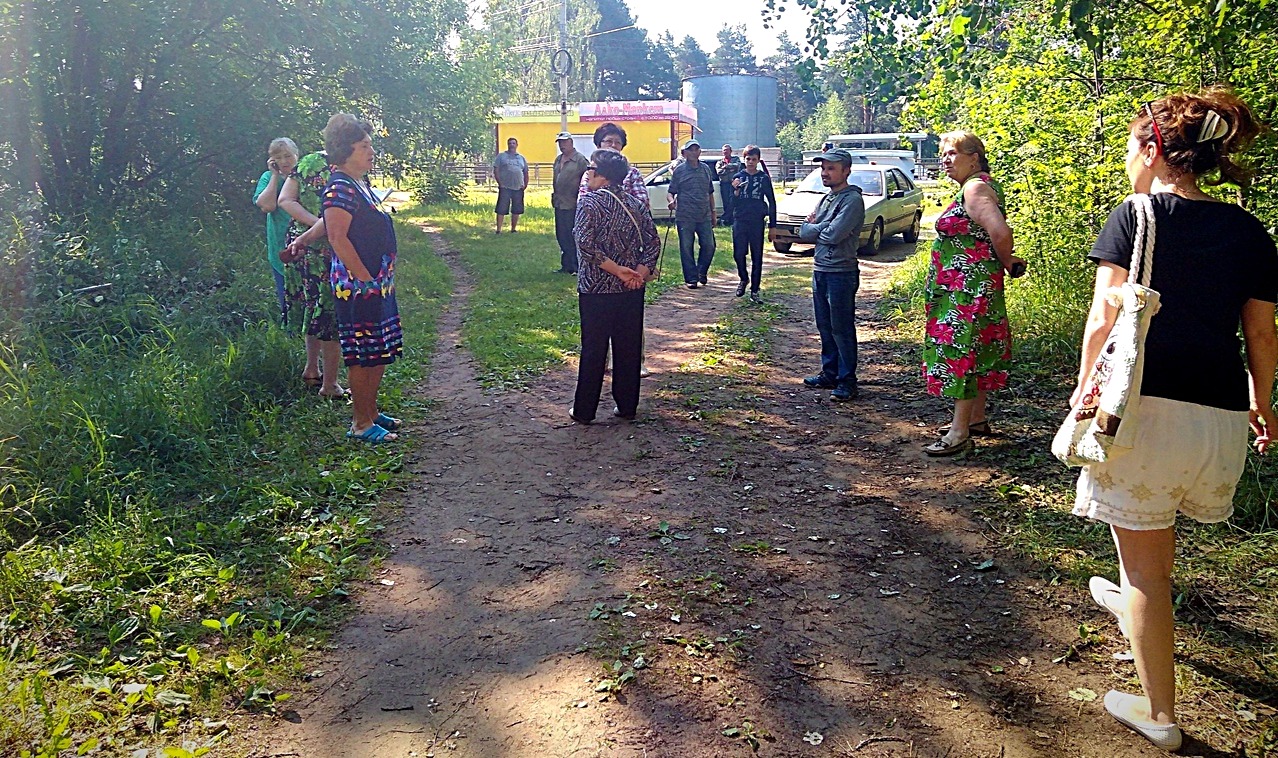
top-left (922, 131), bottom-right (1026, 456)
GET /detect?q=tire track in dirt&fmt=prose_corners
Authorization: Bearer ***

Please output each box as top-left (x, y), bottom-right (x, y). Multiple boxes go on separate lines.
top-left (236, 230), bottom-right (1169, 757)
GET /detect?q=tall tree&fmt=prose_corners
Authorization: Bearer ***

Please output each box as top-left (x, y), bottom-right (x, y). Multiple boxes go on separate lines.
top-left (485, 0), bottom-right (599, 103)
top-left (761, 32), bottom-right (820, 126)
top-left (644, 32), bottom-right (682, 99)
top-left (709, 24), bottom-right (757, 75)
top-left (801, 95), bottom-right (850, 150)
top-left (590, 0), bottom-right (651, 99)
top-left (5, 0), bottom-right (506, 216)
top-left (672, 34), bottom-right (710, 79)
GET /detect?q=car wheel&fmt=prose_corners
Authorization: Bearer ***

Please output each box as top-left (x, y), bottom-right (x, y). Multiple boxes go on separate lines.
top-left (773, 241), bottom-right (793, 254)
top-left (902, 211), bottom-right (922, 243)
top-left (859, 218), bottom-right (883, 255)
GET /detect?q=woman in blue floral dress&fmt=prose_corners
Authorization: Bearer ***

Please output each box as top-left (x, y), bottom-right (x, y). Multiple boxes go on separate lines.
top-left (320, 115), bottom-right (403, 442)
top-left (921, 131), bottom-right (1026, 456)
top-left (278, 151), bottom-right (344, 398)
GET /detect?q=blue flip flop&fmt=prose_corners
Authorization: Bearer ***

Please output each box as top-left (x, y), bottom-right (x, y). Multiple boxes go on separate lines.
top-left (347, 423), bottom-right (397, 443)
top-left (375, 412), bottom-right (402, 431)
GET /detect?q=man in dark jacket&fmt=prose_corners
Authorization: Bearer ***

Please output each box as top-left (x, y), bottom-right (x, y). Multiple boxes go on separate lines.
top-left (798, 148), bottom-right (866, 401)
top-left (551, 132), bottom-right (590, 273)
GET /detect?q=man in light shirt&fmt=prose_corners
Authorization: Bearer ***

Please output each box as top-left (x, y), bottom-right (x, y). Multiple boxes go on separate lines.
top-left (493, 137), bottom-right (529, 234)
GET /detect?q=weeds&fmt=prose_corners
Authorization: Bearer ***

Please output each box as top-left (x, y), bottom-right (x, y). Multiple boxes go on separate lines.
top-left (0, 214), bottom-right (449, 755)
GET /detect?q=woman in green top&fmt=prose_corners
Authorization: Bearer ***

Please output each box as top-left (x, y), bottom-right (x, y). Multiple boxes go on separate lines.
top-left (253, 138), bottom-right (298, 324)
top-left (278, 151), bottom-right (345, 398)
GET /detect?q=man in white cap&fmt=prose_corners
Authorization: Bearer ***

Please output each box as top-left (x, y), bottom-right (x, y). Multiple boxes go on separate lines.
top-left (551, 132), bottom-right (590, 273)
top-left (668, 138), bottom-right (717, 289)
top-left (798, 147), bottom-right (865, 401)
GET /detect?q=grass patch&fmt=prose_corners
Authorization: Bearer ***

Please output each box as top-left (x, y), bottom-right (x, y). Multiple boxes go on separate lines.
top-left (408, 187), bottom-right (740, 387)
top-left (0, 220), bottom-right (449, 756)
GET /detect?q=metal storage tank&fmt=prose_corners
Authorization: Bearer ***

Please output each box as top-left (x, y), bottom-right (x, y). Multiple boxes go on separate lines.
top-left (681, 74), bottom-right (778, 149)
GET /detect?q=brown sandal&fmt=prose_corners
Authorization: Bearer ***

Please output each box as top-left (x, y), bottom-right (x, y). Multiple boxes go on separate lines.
top-left (937, 420), bottom-right (993, 436)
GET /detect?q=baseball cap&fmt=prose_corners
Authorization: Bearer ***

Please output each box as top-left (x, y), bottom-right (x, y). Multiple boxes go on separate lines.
top-left (812, 148), bottom-right (853, 166)
top-left (680, 138), bottom-right (701, 151)
top-left (554, 131), bottom-right (573, 141)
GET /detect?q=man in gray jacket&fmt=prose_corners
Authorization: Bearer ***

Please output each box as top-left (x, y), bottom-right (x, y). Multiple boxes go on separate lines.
top-left (797, 148), bottom-right (865, 401)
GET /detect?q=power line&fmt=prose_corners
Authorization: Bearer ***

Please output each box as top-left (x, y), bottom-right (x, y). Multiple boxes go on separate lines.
top-left (486, 0), bottom-right (554, 19)
top-left (583, 24), bottom-right (636, 39)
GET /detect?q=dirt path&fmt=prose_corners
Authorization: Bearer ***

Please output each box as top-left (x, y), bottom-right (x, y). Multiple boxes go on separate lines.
top-left (236, 233), bottom-right (1177, 757)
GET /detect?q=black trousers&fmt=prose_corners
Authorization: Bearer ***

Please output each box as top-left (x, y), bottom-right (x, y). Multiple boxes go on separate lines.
top-left (719, 181), bottom-right (735, 225)
top-left (574, 288), bottom-right (645, 421)
top-left (732, 216), bottom-right (765, 291)
top-left (554, 207), bottom-right (577, 272)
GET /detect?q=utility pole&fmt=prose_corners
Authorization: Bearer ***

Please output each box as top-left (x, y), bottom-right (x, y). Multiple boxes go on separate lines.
top-left (557, 0), bottom-right (570, 132)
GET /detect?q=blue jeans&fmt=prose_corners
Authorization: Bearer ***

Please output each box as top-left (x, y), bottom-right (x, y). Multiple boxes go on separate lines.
top-left (677, 218), bottom-right (716, 284)
top-left (812, 269), bottom-right (859, 388)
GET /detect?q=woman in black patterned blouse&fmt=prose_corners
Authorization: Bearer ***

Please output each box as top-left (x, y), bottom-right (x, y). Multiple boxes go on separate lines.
top-left (569, 149), bottom-right (661, 424)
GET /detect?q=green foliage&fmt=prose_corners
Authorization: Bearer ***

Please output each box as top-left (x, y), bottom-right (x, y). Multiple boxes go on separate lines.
top-left (484, 0), bottom-right (600, 103)
top-left (709, 24), bottom-right (758, 75)
top-left (797, 95), bottom-right (848, 152)
top-left (590, 0), bottom-right (664, 100)
top-left (409, 171), bottom-right (468, 205)
top-left (862, 0), bottom-right (1278, 376)
top-left (762, 33), bottom-right (821, 127)
top-left (1, 0), bottom-right (504, 216)
top-left (672, 34), bottom-right (711, 79)
top-left (0, 215), bottom-right (450, 754)
top-left (646, 33), bottom-right (684, 100)
top-left (413, 187), bottom-right (738, 387)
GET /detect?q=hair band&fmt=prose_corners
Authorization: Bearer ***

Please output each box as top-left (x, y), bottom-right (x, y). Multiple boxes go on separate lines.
top-left (1196, 110), bottom-right (1229, 143)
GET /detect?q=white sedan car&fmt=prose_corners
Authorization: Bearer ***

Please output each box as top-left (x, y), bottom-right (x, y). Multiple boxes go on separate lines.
top-left (771, 165), bottom-right (924, 255)
top-left (643, 159), bottom-right (725, 221)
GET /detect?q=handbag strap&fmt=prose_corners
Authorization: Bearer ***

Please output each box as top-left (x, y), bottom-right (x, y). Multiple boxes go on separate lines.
top-left (1127, 194), bottom-right (1156, 287)
top-left (605, 187), bottom-right (644, 240)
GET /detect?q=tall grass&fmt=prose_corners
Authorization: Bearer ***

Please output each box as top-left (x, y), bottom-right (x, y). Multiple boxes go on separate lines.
top-left (0, 208), bottom-right (449, 755)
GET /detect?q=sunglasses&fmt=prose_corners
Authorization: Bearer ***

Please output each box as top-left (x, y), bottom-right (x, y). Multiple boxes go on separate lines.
top-left (1144, 101), bottom-right (1165, 155)
top-left (585, 166), bottom-right (598, 173)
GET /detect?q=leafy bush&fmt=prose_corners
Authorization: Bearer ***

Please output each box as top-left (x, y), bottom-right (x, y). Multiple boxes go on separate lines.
top-left (409, 169), bottom-right (467, 204)
top-left (0, 206), bottom-right (448, 755)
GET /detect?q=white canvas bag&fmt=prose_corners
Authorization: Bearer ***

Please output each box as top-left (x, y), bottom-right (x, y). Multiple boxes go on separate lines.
top-left (1052, 194), bottom-right (1161, 467)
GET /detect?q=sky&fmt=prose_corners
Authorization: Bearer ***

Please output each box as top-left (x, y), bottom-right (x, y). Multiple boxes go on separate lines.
top-left (625, 0), bottom-right (815, 59)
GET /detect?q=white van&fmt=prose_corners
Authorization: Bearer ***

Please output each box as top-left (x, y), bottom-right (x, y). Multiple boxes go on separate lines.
top-left (800, 149), bottom-right (917, 179)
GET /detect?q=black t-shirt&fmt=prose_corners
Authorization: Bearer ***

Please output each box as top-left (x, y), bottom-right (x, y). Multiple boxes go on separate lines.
top-left (1089, 194), bottom-right (1278, 411)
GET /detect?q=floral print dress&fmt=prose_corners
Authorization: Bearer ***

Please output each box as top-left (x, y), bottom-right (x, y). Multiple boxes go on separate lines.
top-left (322, 171), bottom-right (403, 367)
top-left (922, 173), bottom-right (1012, 399)
top-left (283, 152), bottom-right (338, 341)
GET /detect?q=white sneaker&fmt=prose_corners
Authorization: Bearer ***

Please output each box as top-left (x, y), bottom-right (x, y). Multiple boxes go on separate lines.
top-left (639, 365), bottom-right (651, 378)
top-left (1089, 576), bottom-right (1129, 639)
top-left (1104, 690), bottom-right (1183, 751)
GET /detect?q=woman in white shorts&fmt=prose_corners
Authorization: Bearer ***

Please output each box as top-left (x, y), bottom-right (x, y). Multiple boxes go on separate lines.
top-left (1071, 88), bottom-right (1278, 751)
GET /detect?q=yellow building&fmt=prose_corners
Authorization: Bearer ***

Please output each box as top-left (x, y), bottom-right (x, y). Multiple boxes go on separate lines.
top-left (494, 101), bottom-right (698, 164)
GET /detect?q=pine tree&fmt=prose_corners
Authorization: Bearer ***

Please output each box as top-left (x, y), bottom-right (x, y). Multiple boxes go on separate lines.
top-left (672, 35), bottom-right (710, 79)
top-left (708, 24), bottom-right (756, 75)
